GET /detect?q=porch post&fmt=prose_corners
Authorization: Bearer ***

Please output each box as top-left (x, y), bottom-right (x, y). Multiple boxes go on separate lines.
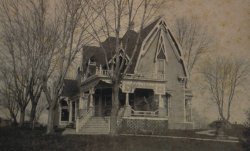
top-left (158, 94), bottom-right (166, 117)
top-left (59, 102), bottom-right (62, 125)
top-left (89, 94), bottom-right (94, 108)
top-left (125, 93), bottom-right (129, 106)
top-left (124, 92), bottom-right (131, 117)
top-left (69, 101), bottom-right (72, 123)
top-left (89, 88), bottom-right (95, 116)
top-left (79, 94), bottom-right (83, 110)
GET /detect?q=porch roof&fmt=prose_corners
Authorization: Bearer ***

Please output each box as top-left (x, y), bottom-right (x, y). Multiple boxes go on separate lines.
top-left (81, 74), bottom-right (166, 94)
top-left (81, 79), bottom-right (113, 92)
top-left (62, 79), bottom-right (79, 97)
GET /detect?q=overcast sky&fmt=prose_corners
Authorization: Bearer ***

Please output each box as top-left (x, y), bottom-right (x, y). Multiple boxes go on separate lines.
top-left (161, 0), bottom-right (250, 123)
top-left (163, 0), bottom-right (249, 56)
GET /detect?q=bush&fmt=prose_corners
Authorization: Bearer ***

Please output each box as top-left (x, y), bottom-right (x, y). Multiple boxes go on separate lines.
top-left (209, 120), bottom-right (232, 129)
top-left (241, 111), bottom-right (250, 151)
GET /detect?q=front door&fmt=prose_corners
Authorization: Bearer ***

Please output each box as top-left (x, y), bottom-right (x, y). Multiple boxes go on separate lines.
top-left (94, 95), bottom-right (102, 116)
top-left (103, 95), bottom-right (112, 116)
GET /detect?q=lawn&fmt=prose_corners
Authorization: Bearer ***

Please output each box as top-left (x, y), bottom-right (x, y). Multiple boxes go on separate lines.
top-left (0, 127), bottom-right (245, 151)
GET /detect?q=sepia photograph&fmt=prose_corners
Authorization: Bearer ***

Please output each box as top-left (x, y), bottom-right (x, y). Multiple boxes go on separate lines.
top-left (0, 0), bottom-right (249, 150)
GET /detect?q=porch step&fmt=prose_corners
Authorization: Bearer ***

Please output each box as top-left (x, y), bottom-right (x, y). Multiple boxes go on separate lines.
top-left (79, 117), bottom-right (110, 135)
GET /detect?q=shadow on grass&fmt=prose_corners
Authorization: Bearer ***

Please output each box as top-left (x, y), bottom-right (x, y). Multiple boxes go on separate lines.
top-left (0, 126), bottom-right (245, 151)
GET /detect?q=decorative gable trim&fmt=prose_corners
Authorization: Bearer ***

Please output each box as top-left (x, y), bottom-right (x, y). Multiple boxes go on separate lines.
top-left (108, 49), bottom-right (130, 65)
top-left (140, 20), bottom-right (168, 57)
top-left (165, 30), bottom-right (181, 61)
top-left (167, 28), bottom-right (189, 79)
top-left (134, 17), bottom-right (189, 79)
top-left (154, 27), bottom-right (169, 62)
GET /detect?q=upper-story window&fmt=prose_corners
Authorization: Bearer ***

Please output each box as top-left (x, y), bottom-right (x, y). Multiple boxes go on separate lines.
top-left (89, 56), bottom-right (96, 65)
top-left (157, 47), bottom-right (166, 75)
top-left (157, 59), bottom-right (165, 75)
top-left (185, 99), bottom-right (192, 122)
top-left (155, 36), bottom-right (167, 77)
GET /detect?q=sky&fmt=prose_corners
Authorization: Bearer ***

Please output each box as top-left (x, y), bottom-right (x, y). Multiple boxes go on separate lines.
top-left (161, 0), bottom-right (250, 124)
top-left (163, 0), bottom-right (250, 57)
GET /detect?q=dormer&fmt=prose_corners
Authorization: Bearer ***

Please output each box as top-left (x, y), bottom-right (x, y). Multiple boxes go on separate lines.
top-left (108, 49), bottom-right (130, 71)
top-left (88, 56), bottom-right (96, 66)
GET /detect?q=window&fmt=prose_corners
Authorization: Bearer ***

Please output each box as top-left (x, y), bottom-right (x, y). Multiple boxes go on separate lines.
top-left (60, 100), bottom-right (69, 121)
top-left (157, 59), bottom-right (165, 75)
top-left (61, 109), bottom-right (69, 121)
top-left (89, 56), bottom-right (96, 65)
top-left (185, 99), bottom-right (192, 122)
top-left (163, 95), bottom-right (169, 116)
top-left (72, 102), bottom-right (75, 122)
top-left (156, 41), bottom-right (166, 79)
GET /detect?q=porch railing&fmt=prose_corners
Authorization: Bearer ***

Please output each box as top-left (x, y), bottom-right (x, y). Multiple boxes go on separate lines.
top-left (95, 68), bottom-right (166, 81)
top-left (76, 108), bottom-right (94, 132)
top-left (131, 109), bottom-right (159, 117)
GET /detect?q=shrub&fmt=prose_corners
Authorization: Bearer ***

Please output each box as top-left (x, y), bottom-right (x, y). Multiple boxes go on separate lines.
top-left (242, 110), bottom-right (250, 151)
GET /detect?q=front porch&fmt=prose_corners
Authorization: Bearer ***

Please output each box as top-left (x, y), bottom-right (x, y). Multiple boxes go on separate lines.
top-left (73, 77), bottom-right (169, 134)
top-left (87, 87), bottom-right (169, 118)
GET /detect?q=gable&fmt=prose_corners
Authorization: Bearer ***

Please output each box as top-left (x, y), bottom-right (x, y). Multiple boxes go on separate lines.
top-left (134, 18), bottom-right (188, 78)
top-left (81, 17), bottom-right (188, 78)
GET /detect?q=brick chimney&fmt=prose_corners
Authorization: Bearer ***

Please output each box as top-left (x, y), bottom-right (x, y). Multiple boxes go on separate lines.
top-left (129, 21), bottom-right (135, 31)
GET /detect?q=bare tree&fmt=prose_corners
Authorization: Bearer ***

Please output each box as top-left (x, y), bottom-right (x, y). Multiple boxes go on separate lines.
top-left (0, 0), bottom-right (55, 127)
top-left (41, 0), bottom-right (96, 134)
top-left (26, 95), bottom-right (47, 129)
top-left (33, 98), bottom-right (47, 125)
top-left (0, 66), bottom-right (19, 125)
top-left (201, 56), bottom-right (250, 125)
top-left (0, 0), bottom-right (95, 133)
top-left (174, 17), bottom-right (211, 77)
top-left (85, 0), bottom-right (164, 135)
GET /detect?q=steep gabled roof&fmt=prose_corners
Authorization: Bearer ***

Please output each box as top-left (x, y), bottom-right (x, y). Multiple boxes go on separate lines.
top-left (82, 17), bottom-right (161, 73)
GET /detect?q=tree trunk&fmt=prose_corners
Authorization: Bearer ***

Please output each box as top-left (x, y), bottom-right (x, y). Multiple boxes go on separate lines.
top-left (46, 105), bottom-right (55, 134)
top-left (30, 102), bottom-right (37, 129)
top-left (19, 108), bottom-right (25, 127)
top-left (110, 82), bottom-right (120, 136)
top-left (11, 113), bottom-right (18, 127)
top-left (13, 117), bottom-right (18, 127)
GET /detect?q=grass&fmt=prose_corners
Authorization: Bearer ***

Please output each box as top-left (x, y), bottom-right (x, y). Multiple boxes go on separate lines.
top-left (0, 126), bottom-right (246, 151)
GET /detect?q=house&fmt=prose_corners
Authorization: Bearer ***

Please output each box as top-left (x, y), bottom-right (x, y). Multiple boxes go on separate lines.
top-left (54, 17), bottom-right (193, 134)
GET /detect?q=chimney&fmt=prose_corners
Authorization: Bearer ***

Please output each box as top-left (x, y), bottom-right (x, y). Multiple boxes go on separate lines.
top-left (129, 21), bottom-right (135, 31)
